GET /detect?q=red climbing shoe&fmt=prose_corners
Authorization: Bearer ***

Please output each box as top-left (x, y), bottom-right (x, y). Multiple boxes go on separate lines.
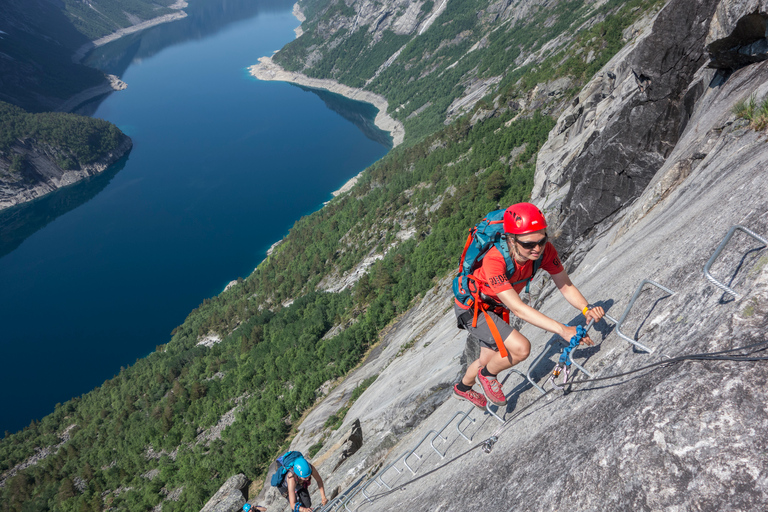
top-left (477, 367), bottom-right (507, 406)
top-left (453, 384), bottom-right (487, 408)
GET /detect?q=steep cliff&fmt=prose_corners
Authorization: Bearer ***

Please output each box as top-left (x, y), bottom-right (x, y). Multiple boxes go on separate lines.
top-left (4, 0), bottom-right (768, 510)
top-left (270, 0), bottom-right (666, 138)
top-left (255, 0), bottom-right (768, 510)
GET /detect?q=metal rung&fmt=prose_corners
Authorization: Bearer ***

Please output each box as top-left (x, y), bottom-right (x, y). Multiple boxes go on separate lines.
top-left (605, 279), bottom-right (675, 353)
top-left (361, 478), bottom-right (382, 502)
top-left (428, 431), bottom-right (448, 458)
top-left (426, 406), bottom-right (477, 457)
top-left (317, 475), bottom-right (364, 512)
top-left (526, 319), bottom-right (597, 391)
top-left (526, 338), bottom-right (561, 394)
top-left (567, 349), bottom-right (592, 377)
top-left (485, 401), bottom-right (506, 423)
top-left (483, 368), bottom-right (527, 422)
top-left (343, 485), bottom-right (366, 512)
top-left (704, 225), bottom-right (767, 300)
top-left (403, 430), bottom-right (439, 474)
top-left (376, 461), bottom-right (403, 490)
top-left (456, 405), bottom-right (477, 441)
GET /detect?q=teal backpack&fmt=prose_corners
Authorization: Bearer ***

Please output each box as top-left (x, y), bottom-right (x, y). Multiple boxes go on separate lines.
top-left (270, 451), bottom-right (304, 487)
top-left (452, 208), bottom-right (541, 307)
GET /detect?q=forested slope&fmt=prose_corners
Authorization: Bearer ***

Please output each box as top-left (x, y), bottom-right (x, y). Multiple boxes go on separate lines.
top-left (0, 0), bottom-right (178, 112)
top-left (275, 0), bottom-right (664, 139)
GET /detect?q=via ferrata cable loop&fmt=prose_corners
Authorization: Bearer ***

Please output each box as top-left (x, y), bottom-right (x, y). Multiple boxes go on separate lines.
top-left (559, 324), bottom-right (587, 366)
top-left (548, 324), bottom-right (588, 390)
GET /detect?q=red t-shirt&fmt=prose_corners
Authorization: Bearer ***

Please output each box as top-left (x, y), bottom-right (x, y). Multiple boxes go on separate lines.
top-left (474, 241), bottom-right (564, 304)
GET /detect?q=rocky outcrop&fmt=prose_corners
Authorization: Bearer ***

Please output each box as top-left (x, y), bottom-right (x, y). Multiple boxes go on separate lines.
top-left (0, 135), bottom-right (132, 211)
top-left (532, 0), bottom-right (719, 254)
top-left (706, 0), bottom-right (768, 69)
top-left (249, 57), bottom-right (404, 147)
top-left (200, 474), bottom-right (249, 512)
top-left (0, 424), bottom-right (77, 488)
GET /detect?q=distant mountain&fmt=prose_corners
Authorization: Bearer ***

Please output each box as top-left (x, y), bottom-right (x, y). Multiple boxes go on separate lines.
top-left (0, 0), bottom-right (105, 112)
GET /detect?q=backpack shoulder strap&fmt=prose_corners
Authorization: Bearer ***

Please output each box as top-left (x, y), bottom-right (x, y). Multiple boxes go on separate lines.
top-left (495, 236), bottom-right (516, 271)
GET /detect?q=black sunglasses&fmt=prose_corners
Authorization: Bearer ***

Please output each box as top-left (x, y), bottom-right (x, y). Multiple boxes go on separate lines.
top-left (514, 233), bottom-right (547, 250)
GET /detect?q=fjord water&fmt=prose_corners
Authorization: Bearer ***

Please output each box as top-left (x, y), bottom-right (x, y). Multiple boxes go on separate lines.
top-left (0, 1), bottom-right (389, 434)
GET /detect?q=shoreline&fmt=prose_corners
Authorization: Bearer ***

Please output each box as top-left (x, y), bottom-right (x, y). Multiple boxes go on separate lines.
top-left (56, 74), bottom-right (127, 113)
top-left (293, 3), bottom-right (306, 38)
top-left (72, 5), bottom-right (188, 64)
top-left (249, 57), bottom-right (404, 147)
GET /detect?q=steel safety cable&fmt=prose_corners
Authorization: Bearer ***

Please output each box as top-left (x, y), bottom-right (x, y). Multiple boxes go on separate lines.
top-left (489, 339), bottom-right (768, 441)
top-left (339, 339), bottom-right (768, 510)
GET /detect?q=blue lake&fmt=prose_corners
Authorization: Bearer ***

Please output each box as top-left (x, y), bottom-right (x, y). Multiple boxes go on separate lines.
top-left (0, 0), bottom-right (390, 435)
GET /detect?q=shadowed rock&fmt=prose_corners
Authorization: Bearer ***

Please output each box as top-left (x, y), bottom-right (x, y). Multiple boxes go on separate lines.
top-left (332, 418), bottom-right (363, 472)
top-left (200, 474), bottom-right (248, 512)
top-left (532, 0), bottom-right (720, 255)
top-left (707, 0), bottom-right (768, 70)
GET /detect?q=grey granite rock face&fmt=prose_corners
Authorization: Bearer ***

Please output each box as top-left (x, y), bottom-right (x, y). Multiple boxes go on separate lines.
top-left (340, 55), bottom-right (768, 511)
top-left (280, 1), bottom-right (768, 510)
top-left (532, 0), bottom-right (719, 255)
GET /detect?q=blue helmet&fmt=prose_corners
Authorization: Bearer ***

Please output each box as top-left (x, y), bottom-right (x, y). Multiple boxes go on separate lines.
top-left (243, 505), bottom-right (251, 512)
top-left (293, 457), bottom-right (311, 478)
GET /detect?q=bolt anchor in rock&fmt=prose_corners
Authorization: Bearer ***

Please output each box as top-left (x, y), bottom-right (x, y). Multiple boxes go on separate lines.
top-left (482, 436), bottom-right (498, 454)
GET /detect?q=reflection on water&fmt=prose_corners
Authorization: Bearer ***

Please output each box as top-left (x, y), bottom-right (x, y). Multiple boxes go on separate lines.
top-left (298, 85), bottom-right (393, 148)
top-left (0, 158), bottom-right (126, 259)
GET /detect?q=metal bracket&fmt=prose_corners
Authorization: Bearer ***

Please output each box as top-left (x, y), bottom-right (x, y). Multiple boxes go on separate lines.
top-left (526, 320), bottom-right (595, 394)
top-left (403, 430), bottom-right (439, 474)
top-left (428, 406), bottom-right (476, 457)
top-left (455, 405), bottom-right (477, 442)
top-left (603, 279), bottom-right (675, 353)
top-left (376, 461), bottom-right (403, 490)
top-left (704, 225), bottom-right (767, 300)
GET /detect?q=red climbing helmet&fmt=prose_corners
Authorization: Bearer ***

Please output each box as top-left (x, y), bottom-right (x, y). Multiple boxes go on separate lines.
top-left (503, 202), bottom-right (547, 235)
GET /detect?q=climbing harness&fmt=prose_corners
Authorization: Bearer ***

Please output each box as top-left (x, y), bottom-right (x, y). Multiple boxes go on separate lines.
top-left (453, 208), bottom-right (544, 358)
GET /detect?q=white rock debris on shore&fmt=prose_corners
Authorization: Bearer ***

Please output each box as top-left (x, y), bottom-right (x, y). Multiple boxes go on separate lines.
top-left (249, 57), bottom-right (405, 147)
top-left (292, 2), bottom-right (306, 38)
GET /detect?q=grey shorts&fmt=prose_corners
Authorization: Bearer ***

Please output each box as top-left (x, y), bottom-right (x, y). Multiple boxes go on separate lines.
top-left (454, 303), bottom-right (515, 351)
